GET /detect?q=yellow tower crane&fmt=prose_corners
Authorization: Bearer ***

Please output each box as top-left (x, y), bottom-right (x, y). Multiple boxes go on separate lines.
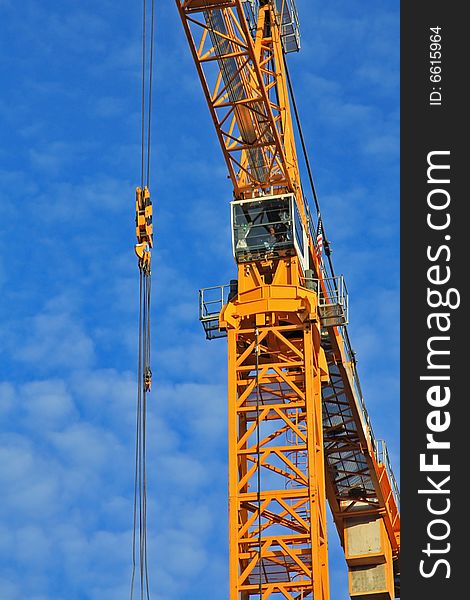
top-left (175, 1), bottom-right (400, 598)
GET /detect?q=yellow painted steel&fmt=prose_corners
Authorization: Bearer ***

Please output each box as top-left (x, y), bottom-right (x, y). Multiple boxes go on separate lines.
top-left (176, 1), bottom-right (400, 597)
top-left (135, 186), bottom-right (153, 271)
top-left (226, 305), bottom-right (330, 598)
top-left (223, 257), bottom-right (332, 598)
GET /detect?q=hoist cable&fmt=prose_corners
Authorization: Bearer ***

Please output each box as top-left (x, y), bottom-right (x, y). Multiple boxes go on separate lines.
top-left (130, 271), bottom-right (143, 600)
top-left (131, 0), bottom-right (155, 598)
top-left (283, 53), bottom-right (320, 216)
top-left (146, 0), bottom-right (155, 188)
top-left (283, 53), bottom-right (336, 277)
top-left (133, 273), bottom-right (152, 600)
top-left (140, 279), bottom-right (145, 600)
top-left (131, 271), bottom-right (145, 600)
top-left (140, 0), bottom-right (147, 189)
top-left (131, 271), bottom-right (152, 600)
top-left (140, 0), bottom-right (155, 189)
top-left (142, 273), bottom-right (151, 600)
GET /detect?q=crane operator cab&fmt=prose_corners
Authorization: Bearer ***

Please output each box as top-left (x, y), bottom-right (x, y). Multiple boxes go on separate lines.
top-left (231, 194), bottom-right (308, 269)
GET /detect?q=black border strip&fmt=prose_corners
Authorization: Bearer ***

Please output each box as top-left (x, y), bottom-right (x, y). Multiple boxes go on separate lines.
top-left (401, 3), bottom-right (466, 598)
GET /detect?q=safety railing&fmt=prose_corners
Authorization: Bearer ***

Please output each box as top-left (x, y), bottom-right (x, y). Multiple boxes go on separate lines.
top-left (198, 283), bottom-right (233, 339)
top-left (241, 0), bottom-right (259, 36)
top-left (304, 274), bottom-right (348, 327)
top-left (308, 234), bottom-right (400, 508)
top-left (274, 0), bottom-right (301, 53)
top-left (241, 0), bottom-right (300, 53)
top-left (319, 275), bottom-right (348, 325)
top-left (343, 336), bottom-right (376, 445)
top-left (339, 326), bottom-right (400, 508)
top-left (197, 277), bottom-right (400, 509)
top-left (376, 439), bottom-right (400, 506)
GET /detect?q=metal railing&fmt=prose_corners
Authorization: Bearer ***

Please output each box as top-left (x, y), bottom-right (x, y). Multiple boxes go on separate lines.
top-left (198, 284), bottom-right (232, 339)
top-left (242, 0), bottom-right (300, 53)
top-left (342, 335), bottom-right (376, 449)
top-left (274, 0), bottom-right (301, 53)
top-left (339, 326), bottom-right (400, 508)
top-left (197, 278), bottom-right (400, 508)
top-left (376, 439), bottom-right (400, 506)
top-left (304, 274), bottom-right (348, 327)
top-left (318, 275), bottom-right (348, 313)
top-left (199, 284), bottom-right (231, 321)
top-left (242, 0), bottom-right (259, 36)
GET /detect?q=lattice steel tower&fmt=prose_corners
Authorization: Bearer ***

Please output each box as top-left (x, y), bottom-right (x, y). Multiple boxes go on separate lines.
top-left (176, 2), bottom-right (400, 598)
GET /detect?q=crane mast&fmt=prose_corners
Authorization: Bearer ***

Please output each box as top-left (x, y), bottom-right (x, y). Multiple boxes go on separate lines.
top-left (176, 1), bottom-right (400, 598)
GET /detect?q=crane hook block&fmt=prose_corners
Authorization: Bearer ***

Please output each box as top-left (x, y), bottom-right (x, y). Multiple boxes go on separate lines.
top-left (144, 366), bottom-right (152, 392)
top-left (135, 186), bottom-right (153, 271)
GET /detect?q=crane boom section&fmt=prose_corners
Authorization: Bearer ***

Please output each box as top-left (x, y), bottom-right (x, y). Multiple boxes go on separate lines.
top-left (177, 1), bottom-right (301, 202)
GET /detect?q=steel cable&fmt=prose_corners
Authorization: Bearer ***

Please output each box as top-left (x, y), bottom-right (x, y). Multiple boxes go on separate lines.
top-left (141, 0), bottom-right (147, 189)
top-left (131, 270), bottom-right (152, 600)
top-left (146, 0), bottom-right (155, 188)
top-left (131, 0), bottom-right (155, 598)
top-left (282, 52), bottom-right (335, 276)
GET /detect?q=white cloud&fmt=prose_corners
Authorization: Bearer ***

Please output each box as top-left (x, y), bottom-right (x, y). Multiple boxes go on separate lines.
top-left (19, 380), bottom-right (77, 429)
top-left (0, 434), bottom-right (61, 521)
top-left (29, 141), bottom-right (96, 176)
top-left (0, 341), bottom-right (231, 598)
top-left (49, 423), bottom-right (125, 470)
top-left (0, 382), bottom-right (14, 417)
top-left (0, 579), bottom-right (20, 600)
top-left (93, 96), bottom-right (127, 119)
top-left (16, 311), bottom-right (95, 370)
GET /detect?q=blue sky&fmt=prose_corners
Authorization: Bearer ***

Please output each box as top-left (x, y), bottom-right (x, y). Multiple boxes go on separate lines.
top-left (0, 1), bottom-right (399, 598)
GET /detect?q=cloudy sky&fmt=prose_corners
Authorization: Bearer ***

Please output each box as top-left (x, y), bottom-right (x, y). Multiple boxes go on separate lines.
top-left (0, 1), bottom-right (399, 598)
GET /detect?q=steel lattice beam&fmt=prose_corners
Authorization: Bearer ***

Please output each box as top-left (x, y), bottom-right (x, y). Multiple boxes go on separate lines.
top-left (228, 318), bottom-right (330, 599)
